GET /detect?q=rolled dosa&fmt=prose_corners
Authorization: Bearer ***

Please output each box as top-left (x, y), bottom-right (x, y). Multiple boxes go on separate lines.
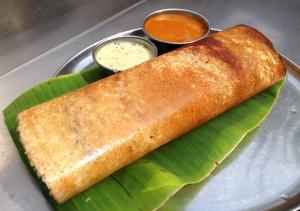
top-left (17, 25), bottom-right (285, 203)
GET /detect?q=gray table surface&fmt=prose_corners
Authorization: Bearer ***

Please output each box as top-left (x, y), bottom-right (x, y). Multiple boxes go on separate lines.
top-left (0, 0), bottom-right (300, 211)
top-left (0, 0), bottom-right (300, 77)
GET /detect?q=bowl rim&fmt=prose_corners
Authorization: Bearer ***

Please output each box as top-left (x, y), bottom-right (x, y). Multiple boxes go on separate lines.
top-left (92, 35), bottom-right (158, 72)
top-left (142, 8), bottom-right (211, 45)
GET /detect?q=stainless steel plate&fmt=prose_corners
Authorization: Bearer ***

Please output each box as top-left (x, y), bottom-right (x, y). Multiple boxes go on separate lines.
top-left (54, 28), bottom-right (300, 210)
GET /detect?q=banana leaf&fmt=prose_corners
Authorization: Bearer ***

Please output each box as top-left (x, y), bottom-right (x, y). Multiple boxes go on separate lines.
top-left (3, 66), bottom-right (285, 211)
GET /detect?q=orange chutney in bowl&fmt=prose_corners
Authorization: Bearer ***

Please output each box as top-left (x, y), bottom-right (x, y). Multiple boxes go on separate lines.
top-left (144, 13), bottom-right (208, 43)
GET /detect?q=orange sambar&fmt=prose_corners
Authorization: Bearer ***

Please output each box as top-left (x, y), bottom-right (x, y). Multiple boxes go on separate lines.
top-left (144, 13), bottom-right (208, 43)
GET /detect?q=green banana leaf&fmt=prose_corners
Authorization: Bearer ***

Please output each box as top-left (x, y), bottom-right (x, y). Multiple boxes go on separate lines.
top-left (3, 66), bottom-right (285, 211)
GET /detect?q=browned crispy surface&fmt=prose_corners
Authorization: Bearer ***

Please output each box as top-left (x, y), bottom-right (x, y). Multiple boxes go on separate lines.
top-left (17, 25), bottom-right (285, 203)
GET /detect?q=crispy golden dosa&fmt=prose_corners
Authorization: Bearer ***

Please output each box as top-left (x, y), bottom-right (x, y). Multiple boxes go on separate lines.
top-left (17, 25), bottom-right (285, 203)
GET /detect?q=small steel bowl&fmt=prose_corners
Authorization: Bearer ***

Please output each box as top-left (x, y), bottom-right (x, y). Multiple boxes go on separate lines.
top-left (92, 35), bottom-right (158, 75)
top-left (142, 8), bottom-right (210, 46)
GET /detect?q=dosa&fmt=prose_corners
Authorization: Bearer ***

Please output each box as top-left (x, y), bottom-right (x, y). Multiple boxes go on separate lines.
top-left (17, 25), bottom-right (285, 203)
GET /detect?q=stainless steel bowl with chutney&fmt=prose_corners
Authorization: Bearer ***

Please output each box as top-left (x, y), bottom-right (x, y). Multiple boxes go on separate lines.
top-left (143, 8), bottom-right (210, 45)
top-left (92, 36), bottom-right (158, 75)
